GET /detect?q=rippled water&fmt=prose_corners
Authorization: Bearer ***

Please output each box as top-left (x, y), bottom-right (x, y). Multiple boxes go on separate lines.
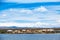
top-left (0, 34), bottom-right (60, 40)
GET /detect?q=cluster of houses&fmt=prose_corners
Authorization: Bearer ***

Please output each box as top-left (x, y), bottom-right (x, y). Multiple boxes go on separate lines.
top-left (0, 28), bottom-right (60, 34)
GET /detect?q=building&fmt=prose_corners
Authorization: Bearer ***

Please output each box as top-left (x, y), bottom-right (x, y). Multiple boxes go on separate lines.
top-left (0, 28), bottom-right (60, 34)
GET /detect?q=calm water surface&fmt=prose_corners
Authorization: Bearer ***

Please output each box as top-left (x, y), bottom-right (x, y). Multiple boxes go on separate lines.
top-left (0, 34), bottom-right (60, 40)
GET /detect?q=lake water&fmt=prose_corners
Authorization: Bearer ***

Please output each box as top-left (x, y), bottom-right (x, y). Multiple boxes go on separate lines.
top-left (0, 34), bottom-right (60, 40)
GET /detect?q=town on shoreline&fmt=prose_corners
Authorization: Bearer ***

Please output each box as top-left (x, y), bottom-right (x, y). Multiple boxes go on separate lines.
top-left (0, 27), bottom-right (60, 34)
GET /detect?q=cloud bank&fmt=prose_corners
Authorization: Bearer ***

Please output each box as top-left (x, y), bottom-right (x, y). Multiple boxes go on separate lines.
top-left (0, 6), bottom-right (60, 28)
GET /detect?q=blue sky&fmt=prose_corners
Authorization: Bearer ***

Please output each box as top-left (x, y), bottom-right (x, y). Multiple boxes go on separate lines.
top-left (2, 0), bottom-right (60, 3)
top-left (0, 0), bottom-right (60, 28)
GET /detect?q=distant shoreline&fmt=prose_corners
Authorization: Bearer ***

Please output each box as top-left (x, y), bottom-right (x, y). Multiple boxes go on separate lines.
top-left (0, 28), bottom-right (60, 34)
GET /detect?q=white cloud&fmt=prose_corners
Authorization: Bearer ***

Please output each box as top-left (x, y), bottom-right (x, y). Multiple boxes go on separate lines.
top-left (3, 0), bottom-right (60, 3)
top-left (0, 22), bottom-right (51, 27)
top-left (0, 7), bottom-right (47, 21)
top-left (0, 22), bottom-right (33, 27)
top-left (34, 6), bottom-right (48, 12)
top-left (0, 6), bottom-right (60, 27)
top-left (2, 14), bottom-right (7, 17)
top-left (0, 22), bottom-right (60, 28)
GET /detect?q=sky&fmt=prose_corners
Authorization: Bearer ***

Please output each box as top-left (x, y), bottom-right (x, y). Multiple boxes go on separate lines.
top-left (0, 0), bottom-right (60, 28)
top-left (2, 0), bottom-right (60, 3)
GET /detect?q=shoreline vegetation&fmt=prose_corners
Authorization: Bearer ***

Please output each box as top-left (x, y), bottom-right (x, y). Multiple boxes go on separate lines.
top-left (0, 27), bottom-right (60, 34)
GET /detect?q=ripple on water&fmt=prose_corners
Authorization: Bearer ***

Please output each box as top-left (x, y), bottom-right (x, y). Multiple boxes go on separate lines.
top-left (0, 34), bottom-right (60, 40)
